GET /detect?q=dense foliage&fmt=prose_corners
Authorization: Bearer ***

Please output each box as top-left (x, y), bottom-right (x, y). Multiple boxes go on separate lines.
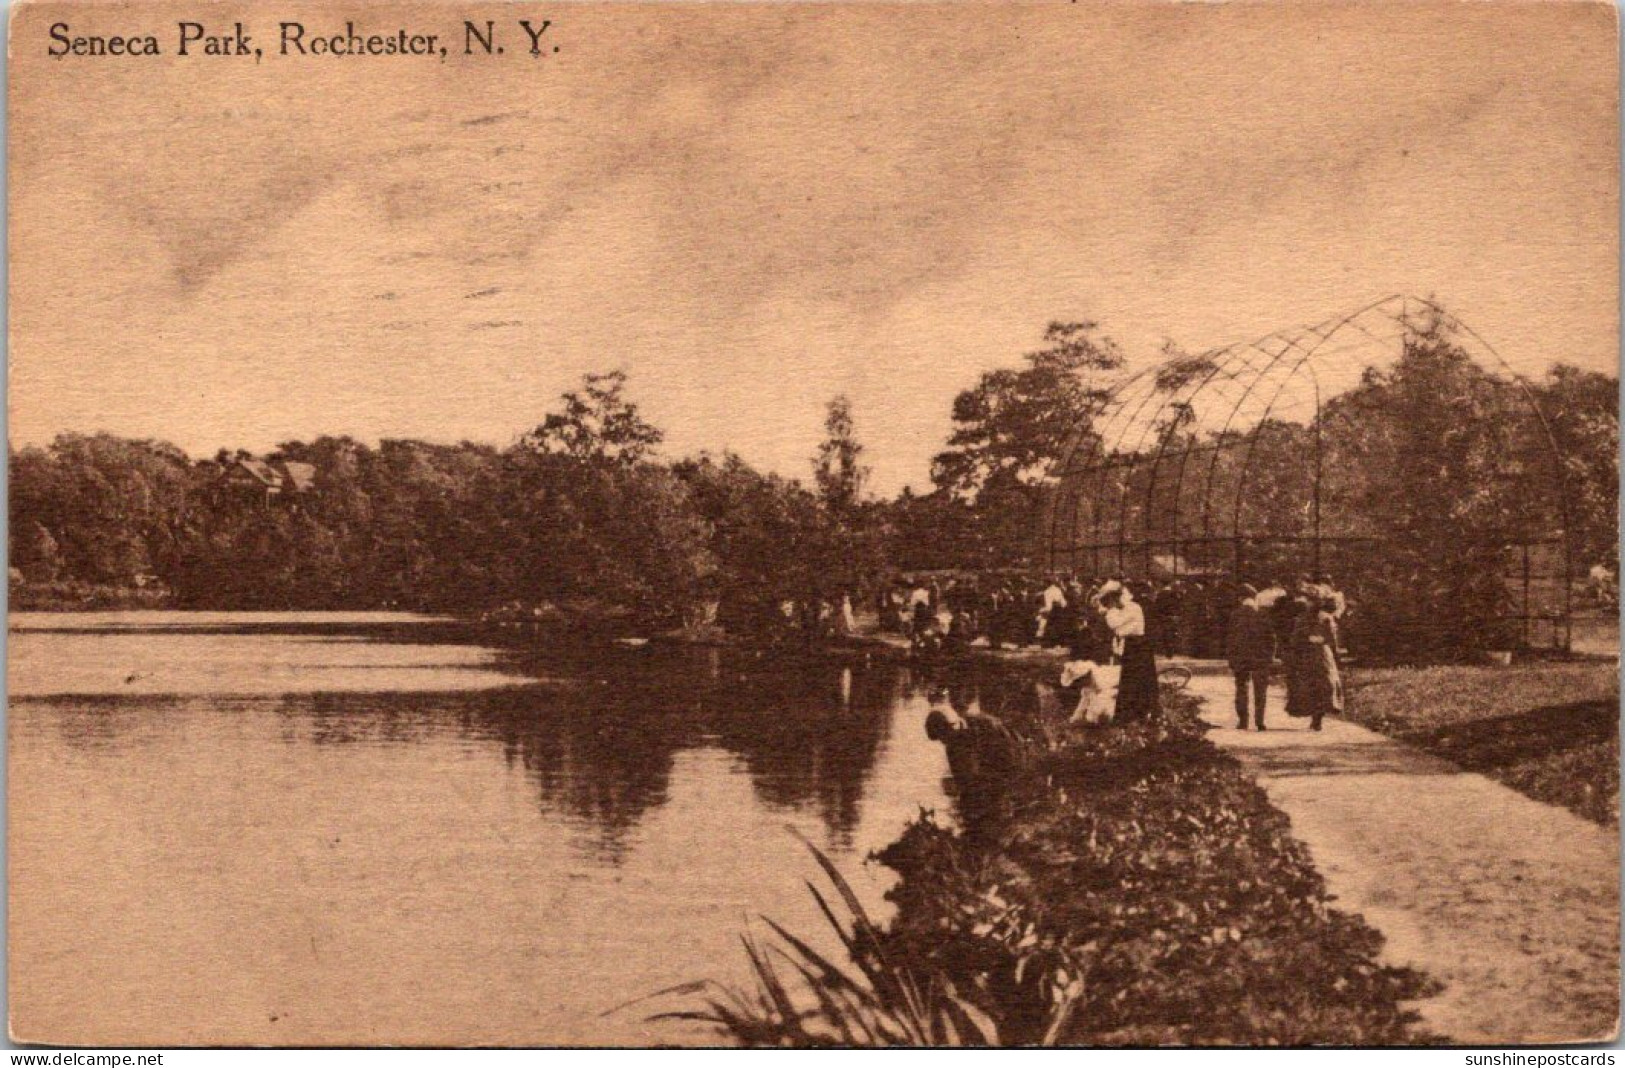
top-left (917, 321), bottom-right (1126, 569)
top-left (8, 374), bottom-right (883, 626)
top-left (679, 678), bottom-right (1436, 1045)
top-left (10, 308), bottom-right (1617, 646)
top-left (1316, 320), bottom-right (1574, 659)
top-left (879, 682), bottom-right (1435, 1045)
top-left (1538, 364), bottom-right (1620, 572)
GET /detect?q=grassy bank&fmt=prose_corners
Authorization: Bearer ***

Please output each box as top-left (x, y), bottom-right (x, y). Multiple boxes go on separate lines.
top-left (675, 671), bottom-right (1435, 1046)
top-left (1346, 661), bottom-right (1619, 826)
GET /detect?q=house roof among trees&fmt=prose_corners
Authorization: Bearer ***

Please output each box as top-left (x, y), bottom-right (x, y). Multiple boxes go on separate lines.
top-left (226, 457), bottom-right (317, 493)
top-left (279, 461), bottom-right (317, 492)
top-left (231, 458), bottom-right (282, 487)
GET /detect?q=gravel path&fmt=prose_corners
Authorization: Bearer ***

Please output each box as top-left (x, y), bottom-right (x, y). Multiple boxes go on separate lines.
top-left (1189, 674), bottom-right (1620, 1044)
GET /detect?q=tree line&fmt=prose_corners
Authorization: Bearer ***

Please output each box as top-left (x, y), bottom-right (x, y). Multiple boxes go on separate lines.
top-left (8, 370), bottom-right (897, 627)
top-left (9, 313), bottom-right (1618, 648)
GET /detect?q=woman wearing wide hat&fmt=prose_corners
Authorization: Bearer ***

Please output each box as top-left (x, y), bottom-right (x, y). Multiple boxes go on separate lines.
top-left (1095, 580), bottom-right (1160, 722)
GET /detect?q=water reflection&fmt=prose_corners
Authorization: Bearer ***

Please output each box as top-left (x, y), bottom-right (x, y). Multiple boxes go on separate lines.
top-left (16, 620), bottom-right (922, 864)
top-left (262, 645), bottom-right (899, 860)
top-left (9, 616), bottom-right (959, 1045)
top-left (17, 622), bottom-right (1033, 861)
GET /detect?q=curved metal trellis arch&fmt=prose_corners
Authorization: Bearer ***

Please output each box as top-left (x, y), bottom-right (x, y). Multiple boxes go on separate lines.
top-left (1043, 295), bottom-right (1575, 650)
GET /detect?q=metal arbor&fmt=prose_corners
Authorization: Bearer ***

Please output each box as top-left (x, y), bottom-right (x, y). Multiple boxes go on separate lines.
top-left (1043, 295), bottom-right (1574, 650)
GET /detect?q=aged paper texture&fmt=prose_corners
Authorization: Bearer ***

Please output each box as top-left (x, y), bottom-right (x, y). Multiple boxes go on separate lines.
top-left (8, 0), bottom-right (1620, 1048)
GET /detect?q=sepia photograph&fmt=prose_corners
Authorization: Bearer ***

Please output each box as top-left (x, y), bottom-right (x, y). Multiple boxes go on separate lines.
top-left (5, 0), bottom-right (1621, 1051)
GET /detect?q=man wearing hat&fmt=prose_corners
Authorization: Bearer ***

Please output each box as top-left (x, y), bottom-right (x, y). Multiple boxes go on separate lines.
top-left (1226, 583), bottom-right (1277, 730)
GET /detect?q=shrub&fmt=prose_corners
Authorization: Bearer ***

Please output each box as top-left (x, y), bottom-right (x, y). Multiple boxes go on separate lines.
top-left (669, 675), bottom-right (1436, 1046)
top-left (873, 688), bottom-right (1435, 1045)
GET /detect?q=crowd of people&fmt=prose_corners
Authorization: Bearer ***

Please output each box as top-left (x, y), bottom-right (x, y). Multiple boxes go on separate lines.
top-left (886, 570), bottom-right (1350, 731)
top-left (1225, 578), bottom-right (1347, 731)
top-left (917, 571), bottom-right (1351, 839)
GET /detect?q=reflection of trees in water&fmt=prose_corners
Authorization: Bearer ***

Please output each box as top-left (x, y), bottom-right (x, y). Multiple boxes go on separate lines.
top-left (902, 660), bottom-right (1037, 722)
top-left (19, 692), bottom-right (181, 752)
top-left (21, 625), bottom-right (911, 863)
top-left (269, 684), bottom-right (690, 864)
top-left (484, 686), bottom-right (694, 865)
top-left (25, 631), bottom-right (910, 863)
top-left (272, 643), bottom-right (903, 863)
top-left (702, 659), bottom-right (894, 850)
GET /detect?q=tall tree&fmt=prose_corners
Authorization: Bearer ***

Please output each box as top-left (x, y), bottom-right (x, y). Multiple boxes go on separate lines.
top-left (1536, 364), bottom-right (1618, 570)
top-left (922, 321), bottom-right (1124, 568)
top-left (1324, 315), bottom-right (1534, 658)
top-left (813, 395), bottom-right (870, 512)
top-left (930, 321), bottom-right (1124, 498)
top-left (521, 369), bottom-right (663, 465)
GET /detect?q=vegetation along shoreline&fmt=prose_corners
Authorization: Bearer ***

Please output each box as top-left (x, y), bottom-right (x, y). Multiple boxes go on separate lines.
top-left (664, 668), bottom-right (1440, 1046)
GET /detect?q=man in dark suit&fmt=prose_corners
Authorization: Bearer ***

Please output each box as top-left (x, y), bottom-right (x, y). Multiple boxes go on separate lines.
top-left (1226, 584), bottom-right (1277, 730)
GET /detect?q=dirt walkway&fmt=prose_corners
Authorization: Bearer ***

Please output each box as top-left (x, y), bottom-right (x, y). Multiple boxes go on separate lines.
top-left (1188, 673), bottom-right (1620, 1045)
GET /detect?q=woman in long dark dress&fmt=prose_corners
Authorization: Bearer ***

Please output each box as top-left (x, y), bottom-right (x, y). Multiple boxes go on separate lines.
top-left (1285, 595), bottom-right (1343, 728)
top-left (1299, 597), bottom-right (1344, 730)
top-left (1283, 595), bottom-right (1312, 719)
top-left (1098, 582), bottom-right (1159, 722)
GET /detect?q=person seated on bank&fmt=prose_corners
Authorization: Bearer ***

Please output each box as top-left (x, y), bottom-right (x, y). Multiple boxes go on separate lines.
top-left (924, 698), bottom-right (1022, 835)
top-left (1059, 656), bottom-right (1116, 726)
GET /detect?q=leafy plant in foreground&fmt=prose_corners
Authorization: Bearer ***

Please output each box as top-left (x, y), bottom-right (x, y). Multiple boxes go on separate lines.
top-left (651, 838), bottom-right (1080, 1046)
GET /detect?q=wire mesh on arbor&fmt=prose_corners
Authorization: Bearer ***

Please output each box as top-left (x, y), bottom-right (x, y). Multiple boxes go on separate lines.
top-left (1044, 295), bottom-right (1573, 651)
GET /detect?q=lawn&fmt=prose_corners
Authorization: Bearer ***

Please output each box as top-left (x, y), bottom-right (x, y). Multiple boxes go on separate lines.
top-left (1346, 661), bottom-right (1619, 826)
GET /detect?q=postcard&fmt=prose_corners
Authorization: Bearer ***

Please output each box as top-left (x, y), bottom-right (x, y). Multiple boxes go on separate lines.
top-left (8, 0), bottom-right (1619, 1049)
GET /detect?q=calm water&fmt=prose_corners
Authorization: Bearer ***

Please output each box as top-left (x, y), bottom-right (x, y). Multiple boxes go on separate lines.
top-left (8, 613), bottom-right (955, 1046)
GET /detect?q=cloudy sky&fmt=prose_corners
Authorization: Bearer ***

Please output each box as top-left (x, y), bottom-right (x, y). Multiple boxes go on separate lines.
top-left (10, 1), bottom-right (1617, 493)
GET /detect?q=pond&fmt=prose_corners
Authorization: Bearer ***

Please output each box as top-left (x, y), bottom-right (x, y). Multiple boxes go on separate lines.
top-left (8, 613), bottom-right (954, 1046)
